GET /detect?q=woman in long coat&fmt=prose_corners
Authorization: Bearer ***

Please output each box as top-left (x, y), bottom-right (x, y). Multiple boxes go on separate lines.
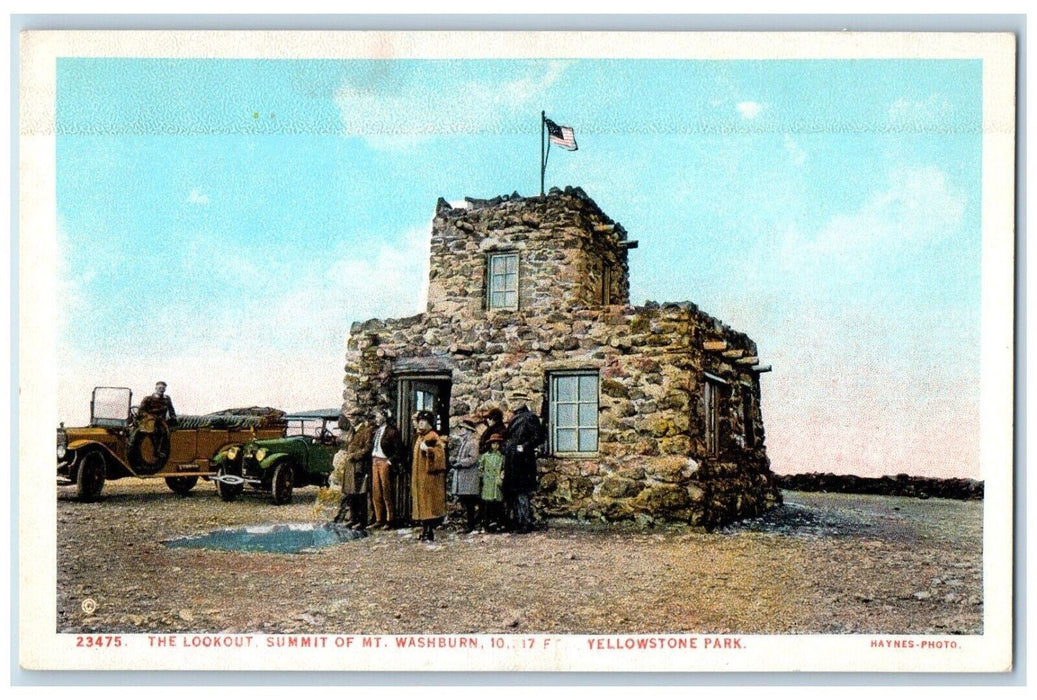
top-left (411, 411), bottom-right (447, 542)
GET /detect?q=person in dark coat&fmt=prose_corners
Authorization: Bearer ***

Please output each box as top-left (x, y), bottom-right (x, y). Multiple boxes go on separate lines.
top-left (130, 381), bottom-right (178, 468)
top-left (478, 407), bottom-right (506, 454)
top-left (503, 391), bottom-right (546, 534)
top-left (369, 408), bottom-right (405, 529)
top-left (342, 410), bottom-right (373, 531)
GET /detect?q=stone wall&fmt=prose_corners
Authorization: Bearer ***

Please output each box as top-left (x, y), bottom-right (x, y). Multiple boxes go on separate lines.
top-left (343, 188), bottom-right (780, 528)
top-left (427, 188), bottom-right (632, 316)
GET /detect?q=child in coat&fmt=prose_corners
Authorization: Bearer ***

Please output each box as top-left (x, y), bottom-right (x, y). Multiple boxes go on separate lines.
top-left (478, 433), bottom-right (506, 532)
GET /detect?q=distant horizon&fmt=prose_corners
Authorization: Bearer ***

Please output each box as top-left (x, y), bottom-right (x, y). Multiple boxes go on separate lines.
top-left (56, 56), bottom-right (984, 480)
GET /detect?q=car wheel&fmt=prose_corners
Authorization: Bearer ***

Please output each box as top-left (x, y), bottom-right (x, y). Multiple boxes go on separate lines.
top-left (76, 451), bottom-right (106, 502)
top-left (271, 462), bottom-right (294, 505)
top-left (165, 476), bottom-right (199, 495)
top-left (217, 464), bottom-right (244, 502)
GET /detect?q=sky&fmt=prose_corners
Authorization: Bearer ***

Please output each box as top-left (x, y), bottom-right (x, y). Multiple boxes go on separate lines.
top-left (55, 57), bottom-right (984, 478)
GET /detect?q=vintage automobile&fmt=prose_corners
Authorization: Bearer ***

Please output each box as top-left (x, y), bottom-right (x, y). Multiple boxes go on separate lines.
top-left (57, 386), bottom-right (288, 501)
top-left (210, 410), bottom-right (342, 505)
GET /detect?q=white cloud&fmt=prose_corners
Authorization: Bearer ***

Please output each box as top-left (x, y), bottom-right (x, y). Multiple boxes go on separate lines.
top-left (888, 94), bottom-right (952, 126)
top-left (783, 134), bottom-right (807, 166)
top-left (778, 165), bottom-right (966, 272)
top-left (334, 61), bottom-right (571, 146)
top-left (187, 188), bottom-right (210, 205)
top-left (736, 101), bottom-right (763, 120)
top-left (58, 221), bottom-right (435, 425)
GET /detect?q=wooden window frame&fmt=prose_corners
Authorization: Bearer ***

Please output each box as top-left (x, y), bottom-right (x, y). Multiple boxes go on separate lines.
top-left (548, 371), bottom-right (600, 456)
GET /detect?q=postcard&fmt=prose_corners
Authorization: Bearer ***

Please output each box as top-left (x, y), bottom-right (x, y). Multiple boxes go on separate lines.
top-left (18, 29), bottom-right (1016, 673)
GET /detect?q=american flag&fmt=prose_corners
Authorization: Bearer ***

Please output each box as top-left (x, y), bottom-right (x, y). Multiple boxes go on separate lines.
top-left (545, 118), bottom-right (578, 151)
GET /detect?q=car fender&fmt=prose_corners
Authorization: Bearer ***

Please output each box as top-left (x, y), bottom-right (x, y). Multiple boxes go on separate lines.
top-left (259, 453), bottom-right (293, 472)
top-left (65, 441), bottom-right (135, 479)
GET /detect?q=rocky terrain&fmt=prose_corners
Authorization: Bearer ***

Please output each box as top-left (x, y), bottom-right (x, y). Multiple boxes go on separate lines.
top-left (773, 472), bottom-right (983, 500)
top-left (57, 481), bottom-right (982, 635)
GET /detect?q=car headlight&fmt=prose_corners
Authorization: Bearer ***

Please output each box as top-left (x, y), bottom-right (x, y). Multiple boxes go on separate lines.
top-left (255, 448), bottom-right (268, 461)
top-left (226, 446), bottom-right (240, 460)
top-left (56, 429), bottom-right (67, 460)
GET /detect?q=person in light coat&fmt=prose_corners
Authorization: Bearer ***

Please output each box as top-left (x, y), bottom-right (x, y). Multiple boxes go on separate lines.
top-left (410, 411), bottom-right (447, 542)
top-left (449, 415), bottom-right (482, 532)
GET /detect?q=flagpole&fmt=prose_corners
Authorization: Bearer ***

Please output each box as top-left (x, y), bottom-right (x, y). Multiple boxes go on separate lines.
top-left (543, 110), bottom-right (551, 196)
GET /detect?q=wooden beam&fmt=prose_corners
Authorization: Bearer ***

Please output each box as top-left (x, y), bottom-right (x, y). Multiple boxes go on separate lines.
top-left (753, 365), bottom-right (773, 373)
top-left (736, 356), bottom-right (760, 366)
top-left (722, 349), bottom-right (745, 359)
top-left (703, 340), bottom-right (727, 351)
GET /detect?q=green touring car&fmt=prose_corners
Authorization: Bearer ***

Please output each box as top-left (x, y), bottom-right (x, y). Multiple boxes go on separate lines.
top-left (211, 409), bottom-right (342, 505)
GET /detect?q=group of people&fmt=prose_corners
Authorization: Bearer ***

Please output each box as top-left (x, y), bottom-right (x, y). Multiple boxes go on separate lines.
top-left (334, 391), bottom-right (546, 543)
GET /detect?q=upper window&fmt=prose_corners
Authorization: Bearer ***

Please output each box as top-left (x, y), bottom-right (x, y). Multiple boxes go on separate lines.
top-left (550, 372), bottom-right (599, 453)
top-left (487, 253), bottom-right (519, 309)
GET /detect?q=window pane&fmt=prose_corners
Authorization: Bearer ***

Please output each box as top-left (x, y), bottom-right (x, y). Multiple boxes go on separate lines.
top-left (555, 403), bottom-right (577, 427)
top-left (578, 428), bottom-right (598, 452)
top-left (505, 255), bottom-right (517, 273)
top-left (491, 255), bottom-right (506, 274)
top-left (578, 374), bottom-right (598, 400)
top-left (554, 376), bottom-right (577, 401)
top-left (504, 273), bottom-right (518, 291)
top-left (554, 429), bottom-right (577, 452)
top-left (490, 292), bottom-right (505, 308)
top-left (578, 402), bottom-right (597, 427)
top-left (503, 291), bottom-right (517, 308)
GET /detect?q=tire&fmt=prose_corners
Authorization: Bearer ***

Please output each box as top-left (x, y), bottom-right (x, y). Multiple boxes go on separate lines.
top-left (165, 476), bottom-right (199, 495)
top-left (129, 428), bottom-right (170, 474)
top-left (217, 464), bottom-right (244, 502)
top-left (271, 462), bottom-right (294, 505)
top-left (76, 451), bottom-right (106, 502)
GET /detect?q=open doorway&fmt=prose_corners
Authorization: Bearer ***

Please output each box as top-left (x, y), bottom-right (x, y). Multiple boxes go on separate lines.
top-left (396, 375), bottom-right (452, 447)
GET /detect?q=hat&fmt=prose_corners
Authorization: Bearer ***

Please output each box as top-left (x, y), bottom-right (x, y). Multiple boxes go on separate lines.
top-left (155, 381), bottom-right (167, 388)
top-left (509, 391), bottom-right (532, 404)
top-left (482, 407), bottom-right (504, 423)
top-left (460, 415), bottom-right (480, 429)
top-left (487, 432), bottom-right (505, 445)
top-left (416, 410), bottom-right (436, 425)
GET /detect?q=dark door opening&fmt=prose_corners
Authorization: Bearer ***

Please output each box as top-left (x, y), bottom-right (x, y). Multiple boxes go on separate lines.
top-left (396, 375), bottom-right (452, 446)
top-left (393, 375), bottom-right (452, 524)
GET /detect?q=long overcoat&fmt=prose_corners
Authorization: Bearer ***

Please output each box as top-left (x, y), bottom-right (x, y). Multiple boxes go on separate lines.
top-left (411, 429), bottom-right (447, 520)
top-left (503, 407), bottom-right (545, 496)
top-left (450, 428), bottom-right (482, 497)
top-left (342, 422), bottom-right (373, 495)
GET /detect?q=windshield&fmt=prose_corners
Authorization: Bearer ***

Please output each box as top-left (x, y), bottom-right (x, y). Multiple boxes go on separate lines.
top-left (92, 387), bottom-right (131, 427)
top-left (286, 418), bottom-right (341, 440)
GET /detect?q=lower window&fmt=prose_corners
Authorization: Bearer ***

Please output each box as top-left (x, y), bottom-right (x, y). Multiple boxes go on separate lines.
top-left (549, 372), bottom-right (599, 453)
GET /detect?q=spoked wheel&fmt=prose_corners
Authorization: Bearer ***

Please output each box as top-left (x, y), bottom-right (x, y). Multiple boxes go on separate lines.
top-left (76, 451), bottom-right (106, 502)
top-left (271, 462), bottom-right (294, 505)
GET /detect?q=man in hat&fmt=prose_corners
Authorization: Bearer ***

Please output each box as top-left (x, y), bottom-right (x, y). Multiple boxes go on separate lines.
top-left (369, 408), bottom-right (404, 529)
top-left (503, 391), bottom-right (546, 534)
top-left (449, 415), bottom-right (483, 532)
top-left (341, 408), bottom-right (373, 530)
top-left (130, 381), bottom-right (178, 468)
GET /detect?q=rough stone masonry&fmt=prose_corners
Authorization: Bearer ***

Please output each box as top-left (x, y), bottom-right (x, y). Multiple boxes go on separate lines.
top-left (343, 186), bottom-right (781, 528)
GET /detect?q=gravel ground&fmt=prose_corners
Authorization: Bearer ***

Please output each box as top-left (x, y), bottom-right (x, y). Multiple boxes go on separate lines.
top-left (57, 480), bottom-right (983, 635)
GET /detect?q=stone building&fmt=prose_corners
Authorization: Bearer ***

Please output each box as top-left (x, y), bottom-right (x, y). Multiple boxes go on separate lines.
top-left (343, 186), bottom-right (780, 528)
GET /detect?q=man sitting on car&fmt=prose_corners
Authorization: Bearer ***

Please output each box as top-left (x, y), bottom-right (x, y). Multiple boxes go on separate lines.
top-left (130, 381), bottom-right (178, 466)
